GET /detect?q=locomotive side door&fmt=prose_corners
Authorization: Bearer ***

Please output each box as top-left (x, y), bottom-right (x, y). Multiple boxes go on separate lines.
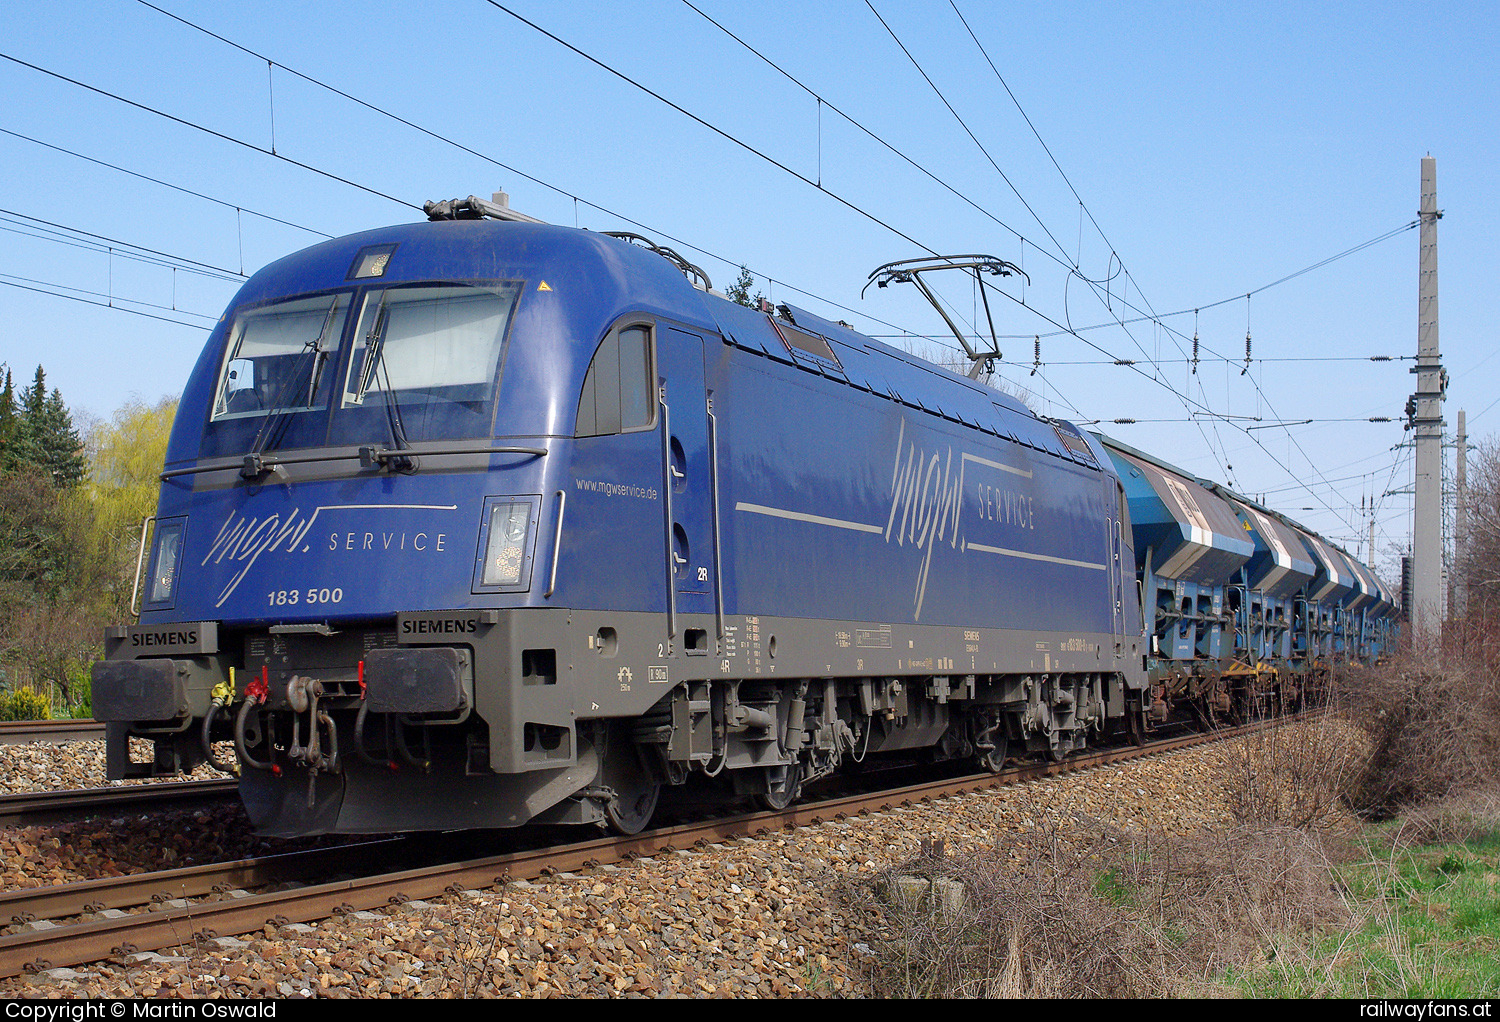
top-left (657, 326), bottom-right (717, 654)
top-left (1110, 481), bottom-right (1128, 653)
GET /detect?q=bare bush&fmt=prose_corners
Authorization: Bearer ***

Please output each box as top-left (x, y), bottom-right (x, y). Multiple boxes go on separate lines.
top-left (0, 595), bottom-right (103, 710)
top-left (1456, 438), bottom-right (1500, 675)
top-left (860, 816), bottom-right (1352, 998)
top-left (1224, 711), bottom-right (1369, 830)
top-left (1387, 788), bottom-right (1500, 848)
top-left (1338, 648), bottom-right (1500, 818)
top-left (863, 820), bottom-right (1179, 998)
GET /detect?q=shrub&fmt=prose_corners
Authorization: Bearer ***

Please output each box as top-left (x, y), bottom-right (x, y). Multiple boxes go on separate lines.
top-left (1339, 649), bottom-right (1500, 818)
top-left (64, 655), bottom-right (93, 719)
top-left (0, 685), bottom-right (52, 721)
top-left (858, 816), bottom-right (1351, 998)
top-left (1223, 709), bottom-right (1367, 830)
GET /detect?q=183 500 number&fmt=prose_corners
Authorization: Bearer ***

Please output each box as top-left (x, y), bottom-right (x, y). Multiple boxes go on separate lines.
top-left (267, 588), bottom-right (344, 607)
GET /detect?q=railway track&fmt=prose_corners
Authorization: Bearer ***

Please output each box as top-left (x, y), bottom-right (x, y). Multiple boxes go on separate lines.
top-left (0, 720), bottom-right (105, 745)
top-left (0, 714), bottom-right (1279, 979)
top-left (0, 779), bottom-right (240, 828)
top-left (0, 716), bottom-right (238, 825)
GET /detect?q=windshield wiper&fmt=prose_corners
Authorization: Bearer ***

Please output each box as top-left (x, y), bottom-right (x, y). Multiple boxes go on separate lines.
top-left (302, 300), bottom-right (341, 407)
top-left (347, 296), bottom-right (414, 468)
top-left (352, 297), bottom-right (390, 404)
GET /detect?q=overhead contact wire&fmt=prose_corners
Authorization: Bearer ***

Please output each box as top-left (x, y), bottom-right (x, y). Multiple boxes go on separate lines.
top-left (0, 51), bottom-right (419, 212)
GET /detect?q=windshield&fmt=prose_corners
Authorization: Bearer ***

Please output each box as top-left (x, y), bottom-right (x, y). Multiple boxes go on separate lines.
top-left (330, 284), bottom-right (521, 445)
top-left (211, 294), bottom-right (347, 423)
top-left (199, 283), bottom-right (522, 457)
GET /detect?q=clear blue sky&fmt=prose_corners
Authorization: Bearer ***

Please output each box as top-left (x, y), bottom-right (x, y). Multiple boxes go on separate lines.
top-left (1, 0), bottom-right (1495, 581)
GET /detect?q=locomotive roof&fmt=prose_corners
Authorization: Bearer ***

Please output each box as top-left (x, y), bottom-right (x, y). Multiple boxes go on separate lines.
top-left (231, 219), bottom-right (702, 317)
top-left (182, 217), bottom-right (1114, 476)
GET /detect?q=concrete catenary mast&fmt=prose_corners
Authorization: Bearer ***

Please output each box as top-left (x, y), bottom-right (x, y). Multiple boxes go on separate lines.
top-left (1410, 155), bottom-right (1446, 636)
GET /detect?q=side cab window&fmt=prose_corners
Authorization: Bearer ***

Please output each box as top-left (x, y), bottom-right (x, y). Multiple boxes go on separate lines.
top-left (576, 322), bottom-right (656, 437)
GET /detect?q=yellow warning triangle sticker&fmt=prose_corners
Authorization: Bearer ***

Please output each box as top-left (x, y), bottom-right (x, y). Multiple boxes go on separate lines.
top-left (537, 281), bottom-right (553, 292)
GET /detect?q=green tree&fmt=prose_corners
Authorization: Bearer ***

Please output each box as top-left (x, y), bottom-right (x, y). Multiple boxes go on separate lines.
top-left (2, 365), bottom-right (85, 486)
top-left (0, 386), bottom-right (176, 712)
top-left (0, 366), bottom-right (16, 453)
top-left (0, 463), bottom-right (78, 706)
top-left (0, 365), bottom-right (86, 603)
top-left (0, 466), bottom-right (70, 597)
top-left (726, 265), bottom-right (765, 309)
top-left (74, 396), bottom-right (178, 617)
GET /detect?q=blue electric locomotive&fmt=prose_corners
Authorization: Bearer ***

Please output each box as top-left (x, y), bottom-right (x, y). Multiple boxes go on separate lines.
top-left (92, 198), bottom-right (1150, 835)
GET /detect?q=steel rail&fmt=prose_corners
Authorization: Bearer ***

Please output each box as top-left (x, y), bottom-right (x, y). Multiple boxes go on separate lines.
top-left (0, 838), bottom-right (411, 926)
top-left (0, 779), bottom-right (239, 827)
top-left (0, 720), bottom-right (105, 745)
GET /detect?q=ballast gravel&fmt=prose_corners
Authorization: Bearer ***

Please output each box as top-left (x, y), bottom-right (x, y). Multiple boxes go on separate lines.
top-left (0, 729), bottom-right (1352, 998)
top-left (0, 736), bottom-right (231, 796)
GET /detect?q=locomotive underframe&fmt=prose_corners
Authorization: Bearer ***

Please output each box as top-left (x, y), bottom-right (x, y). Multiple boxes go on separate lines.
top-left (95, 607), bottom-right (1141, 834)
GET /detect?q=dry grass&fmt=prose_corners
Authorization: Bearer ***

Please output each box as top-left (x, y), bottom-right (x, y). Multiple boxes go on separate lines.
top-left (1223, 711), bottom-right (1369, 831)
top-left (859, 702), bottom-right (1384, 998)
top-left (1385, 787), bottom-right (1500, 849)
top-left (860, 815), bottom-right (1355, 998)
top-left (858, 645), bottom-right (1500, 998)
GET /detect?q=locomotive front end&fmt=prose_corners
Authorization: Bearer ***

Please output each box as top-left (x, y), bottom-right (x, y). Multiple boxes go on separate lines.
top-left (90, 219), bottom-right (639, 834)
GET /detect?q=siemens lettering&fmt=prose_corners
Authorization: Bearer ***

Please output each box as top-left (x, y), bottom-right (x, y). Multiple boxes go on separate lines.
top-left (401, 618), bottom-right (480, 635)
top-left (131, 629), bottom-right (199, 647)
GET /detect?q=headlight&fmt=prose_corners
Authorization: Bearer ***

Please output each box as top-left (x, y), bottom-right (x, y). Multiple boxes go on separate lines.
top-left (482, 501), bottom-right (533, 587)
top-left (146, 519), bottom-right (186, 607)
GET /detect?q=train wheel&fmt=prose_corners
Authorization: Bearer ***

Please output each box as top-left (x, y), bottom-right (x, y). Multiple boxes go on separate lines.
top-left (1127, 702), bottom-right (1147, 747)
top-left (976, 733), bottom-right (1009, 773)
top-left (1193, 697), bottom-right (1220, 730)
top-left (756, 760), bottom-right (802, 812)
top-left (605, 775), bottom-right (660, 836)
top-left (600, 730), bottom-right (661, 836)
